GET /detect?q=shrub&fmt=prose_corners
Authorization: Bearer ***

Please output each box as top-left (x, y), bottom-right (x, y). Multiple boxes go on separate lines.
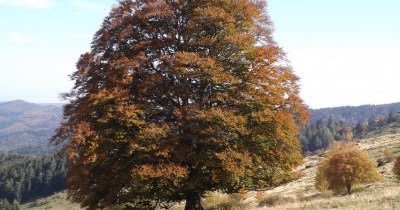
top-left (315, 142), bottom-right (380, 194)
top-left (257, 195), bottom-right (294, 207)
top-left (384, 148), bottom-right (396, 162)
top-left (203, 192), bottom-right (249, 210)
top-left (254, 191), bottom-right (269, 203)
top-left (393, 156), bottom-right (400, 179)
top-left (378, 148), bottom-right (395, 167)
top-left (202, 192), bottom-right (231, 209)
top-left (229, 192), bottom-right (248, 201)
top-left (207, 200), bottom-right (248, 210)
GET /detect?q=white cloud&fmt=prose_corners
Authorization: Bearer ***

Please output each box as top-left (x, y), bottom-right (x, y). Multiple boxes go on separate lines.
top-left (8, 32), bottom-right (35, 44)
top-left (0, 0), bottom-right (53, 9)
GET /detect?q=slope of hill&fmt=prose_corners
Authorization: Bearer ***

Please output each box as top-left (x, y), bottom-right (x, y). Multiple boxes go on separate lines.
top-left (4, 100), bottom-right (400, 209)
top-left (181, 131), bottom-right (400, 210)
top-left (21, 192), bottom-right (81, 210)
top-left (0, 100), bottom-right (62, 152)
top-left (21, 130), bottom-right (400, 209)
top-left (252, 132), bottom-right (400, 210)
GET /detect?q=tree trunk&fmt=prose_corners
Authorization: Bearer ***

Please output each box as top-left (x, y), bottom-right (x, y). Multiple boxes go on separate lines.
top-left (346, 184), bottom-right (352, 195)
top-left (184, 191), bottom-right (204, 210)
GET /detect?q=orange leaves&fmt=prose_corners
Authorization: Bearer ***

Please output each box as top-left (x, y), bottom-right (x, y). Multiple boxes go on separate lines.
top-left (194, 6), bottom-right (235, 28)
top-left (139, 123), bottom-right (170, 141)
top-left (140, 0), bottom-right (174, 19)
top-left (195, 107), bottom-right (248, 136)
top-left (162, 52), bottom-right (238, 86)
top-left (68, 122), bottom-right (99, 164)
top-left (216, 148), bottom-right (253, 176)
top-left (194, 0), bottom-right (260, 29)
top-left (133, 164), bottom-right (188, 179)
top-left (54, 0), bottom-right (309, 208)
top-left (315, 142), bottom-right (380, 194)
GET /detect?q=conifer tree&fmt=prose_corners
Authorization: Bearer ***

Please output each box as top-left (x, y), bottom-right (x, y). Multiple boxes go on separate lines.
top-left (53, 0), bottom-right (308, 209)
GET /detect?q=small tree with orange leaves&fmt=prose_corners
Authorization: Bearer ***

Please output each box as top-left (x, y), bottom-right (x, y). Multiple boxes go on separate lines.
top-left (315, 142), bottom-right (380, 195)
top-left (393, 156), bottom-right (400, 179)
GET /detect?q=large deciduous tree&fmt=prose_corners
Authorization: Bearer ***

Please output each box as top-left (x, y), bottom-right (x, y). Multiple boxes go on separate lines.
top-left (53, 0), bottom-right (308, 209)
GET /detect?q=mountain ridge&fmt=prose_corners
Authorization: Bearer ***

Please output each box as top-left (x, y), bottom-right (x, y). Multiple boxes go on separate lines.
top-left (311, 102), bottom-right (400, 126)
top-left (0, 100), bottom-right (62, 152)
top-left (1, 99), bottom-right (400, 153)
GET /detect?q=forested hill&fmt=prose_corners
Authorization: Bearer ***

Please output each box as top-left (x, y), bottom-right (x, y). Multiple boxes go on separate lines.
top-left (301, 103), bottom-right (400, 153)
top-left (0, 100), bottom-right (62, 153)
top-left (311, 102), bottom-right (400, 126)
top-left (0, 152), bottom-right (66, 204)
top-left (1, 100), bottom-right (399, 154)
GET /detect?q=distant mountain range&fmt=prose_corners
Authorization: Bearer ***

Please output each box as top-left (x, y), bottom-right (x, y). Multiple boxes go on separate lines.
top-left (0, 100), bottom-right (62, 153)
top-left (1, 100), bottom-right (400, 154)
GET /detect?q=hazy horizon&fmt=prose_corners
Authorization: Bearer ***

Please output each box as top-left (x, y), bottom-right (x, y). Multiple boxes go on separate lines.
top-left (1, 0), bottom-right (399, 108)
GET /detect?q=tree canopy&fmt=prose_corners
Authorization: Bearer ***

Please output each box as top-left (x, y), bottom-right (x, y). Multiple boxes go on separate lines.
top-left (315, 142), bottom-right (380, 195)
top-left (53, 0), bottom-right (308, 209)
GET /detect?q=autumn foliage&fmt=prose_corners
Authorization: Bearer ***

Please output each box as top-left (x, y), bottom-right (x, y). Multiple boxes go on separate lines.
top-left (53, 0), bottom-right (308, 209)
top-left (315, 142), bottom-right (380, 195)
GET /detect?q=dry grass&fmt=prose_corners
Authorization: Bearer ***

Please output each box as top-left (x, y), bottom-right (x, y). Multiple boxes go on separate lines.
top-left (22, 132), bottom-right (400, 210)
top-left (21, 192), bottom-right (82, 210)
top-left (199, 132), bottom-right (400, 210)
top-left (261, 184), bottom-right (400, 210)
top-left (253, 132), bottom-right (400, 209)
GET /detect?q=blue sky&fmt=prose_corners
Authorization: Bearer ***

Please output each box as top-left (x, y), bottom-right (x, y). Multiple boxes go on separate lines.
top-left (268, 0), bottom-right (400, 108)
top-left (0, 0), bottom-right (399, 108)
top-left (0, 0), bottom-right (115, 103)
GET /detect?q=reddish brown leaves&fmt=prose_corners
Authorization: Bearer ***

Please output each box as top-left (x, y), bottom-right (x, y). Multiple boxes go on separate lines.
top-left (54, 0), bottom-right (309, 208)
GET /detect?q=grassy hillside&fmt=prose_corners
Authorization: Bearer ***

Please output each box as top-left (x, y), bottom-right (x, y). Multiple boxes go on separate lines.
top-left (21, 193), bottom-right (81, 210)
top-left (0, 100), bottom-right (62, 153)
top-left (252, 132), bottom-right (400, 210)
top-left (173, 131), bottom-right (400, 209)
top-left (21, 130), bottom-right (400, 209)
